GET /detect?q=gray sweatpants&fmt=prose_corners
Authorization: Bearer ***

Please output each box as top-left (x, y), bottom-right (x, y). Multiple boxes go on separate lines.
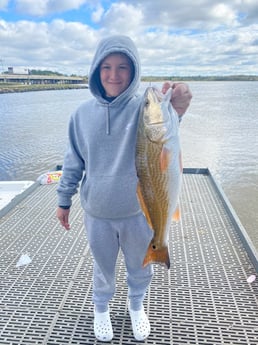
top-left (84, 212), bottom-right (154, 313)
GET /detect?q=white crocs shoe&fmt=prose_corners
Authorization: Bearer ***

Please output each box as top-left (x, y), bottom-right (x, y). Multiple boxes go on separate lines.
top-left (129, 306), bottom-right (150, 341)
top-left (94, 309), bottom-right (113, 342)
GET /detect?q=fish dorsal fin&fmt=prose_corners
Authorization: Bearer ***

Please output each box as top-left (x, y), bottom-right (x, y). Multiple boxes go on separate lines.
top-left (137, 184), bottom-right (154, 230)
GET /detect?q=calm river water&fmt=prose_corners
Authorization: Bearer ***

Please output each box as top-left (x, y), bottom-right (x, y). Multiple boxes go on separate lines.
top-left (0, 81), bottom-right (258, 250)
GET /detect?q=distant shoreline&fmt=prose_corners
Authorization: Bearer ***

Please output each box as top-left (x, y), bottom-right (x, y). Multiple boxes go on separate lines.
top-left (1, 75), bottom-right (258, 94)
top-left (141, 75), bottom-right (258, 82)
top-left (0, 83), bottom-right (89, 94)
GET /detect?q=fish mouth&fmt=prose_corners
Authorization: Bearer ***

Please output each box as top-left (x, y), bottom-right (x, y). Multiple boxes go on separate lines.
top-left (146, 120), bottom-right (166, 126)
top-left (142, 87), bottom-right (171, 142)
top-left (144, 86), bottom-right (163, 102)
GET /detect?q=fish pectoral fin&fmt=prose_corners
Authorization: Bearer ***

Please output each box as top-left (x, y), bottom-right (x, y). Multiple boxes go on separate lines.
top-left (160, 146), bottom-right (171, 172)
top-left (143, 241), bottom-right (170, 269)
top-left (172, 206), bottom-right (180, 222)
top-left (137, 184), bottom-right (154, 230)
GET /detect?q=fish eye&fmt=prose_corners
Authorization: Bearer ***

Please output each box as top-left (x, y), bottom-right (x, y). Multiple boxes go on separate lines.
top-left (145, 99), bottom-right (150, 106)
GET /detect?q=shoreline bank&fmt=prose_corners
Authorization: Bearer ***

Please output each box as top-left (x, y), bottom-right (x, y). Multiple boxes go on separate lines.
top-left (0, 83), bottom-right (88, 94)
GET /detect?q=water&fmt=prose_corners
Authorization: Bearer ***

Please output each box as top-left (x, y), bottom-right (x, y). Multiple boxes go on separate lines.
top-left (180, 81), bottom-right (258, 252)
top-left (0, 82), bottom-right (258, 250)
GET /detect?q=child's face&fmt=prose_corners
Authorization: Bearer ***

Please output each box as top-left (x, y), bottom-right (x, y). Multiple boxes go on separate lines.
top-left (100, 53), bottom-right (133, 97)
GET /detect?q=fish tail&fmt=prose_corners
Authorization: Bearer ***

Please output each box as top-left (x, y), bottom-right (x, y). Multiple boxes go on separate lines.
top-left (143, 243), bottom-right (170, 269)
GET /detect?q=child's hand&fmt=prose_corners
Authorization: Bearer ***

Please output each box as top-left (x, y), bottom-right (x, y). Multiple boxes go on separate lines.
top-left (57, 207), bottom-right (71, 230)
top-left (162, 82), bottom-right (192, 116)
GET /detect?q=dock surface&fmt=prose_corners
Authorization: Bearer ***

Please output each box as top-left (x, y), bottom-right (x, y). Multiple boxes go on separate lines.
top-left (0, 169), bottom-right (258, 344)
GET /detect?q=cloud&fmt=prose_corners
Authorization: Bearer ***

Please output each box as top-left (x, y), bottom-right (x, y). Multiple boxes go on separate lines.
top-left (0, 18), bottom-right (100, 73)
top-left (239, 0), bottom-right (258, 23)
top-left (91, 4), bottom-right (104, 23)
top-left (0, 0), bottom-right (258, 75)
top-left (100, 2), bottom-right (144, 36)
top-left (121, 0), bottom-right (240, 30)
top-left (122, 0), bottom-right (258, 31)
top-left (0, 0), bottom-right (9, 10)
top-left (15, 0), bottom-right (88, 16)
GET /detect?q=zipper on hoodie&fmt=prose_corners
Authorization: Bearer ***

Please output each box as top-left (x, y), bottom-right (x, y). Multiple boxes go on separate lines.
top-left (104, 97), bottom-right (116, 135)
top-left (106, 105), bottom-right (111, 135)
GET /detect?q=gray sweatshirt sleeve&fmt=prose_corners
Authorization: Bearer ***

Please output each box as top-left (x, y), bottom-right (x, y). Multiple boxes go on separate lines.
top-left (57, 115), bottom-right (85, 207)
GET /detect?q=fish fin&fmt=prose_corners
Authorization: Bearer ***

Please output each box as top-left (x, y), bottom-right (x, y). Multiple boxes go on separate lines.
top-left (172, 206), bottom-right (180, 221)
top-left (137, 184), bottom-right (154, 230)
top-left (143, 242), bottom-right (170, 269)
top-left (160, 146), bottom-right (171, 172)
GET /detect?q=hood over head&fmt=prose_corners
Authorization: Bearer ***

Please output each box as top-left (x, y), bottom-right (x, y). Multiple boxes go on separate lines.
top-left (89, 35), bottom-right (141, 102)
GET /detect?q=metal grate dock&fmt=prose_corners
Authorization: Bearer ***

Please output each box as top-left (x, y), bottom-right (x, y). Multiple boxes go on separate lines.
top-left (0, 168), bottom-right (258, 345)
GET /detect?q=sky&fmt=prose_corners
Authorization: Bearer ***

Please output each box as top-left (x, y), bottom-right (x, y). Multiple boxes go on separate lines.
top-left (0, 0), bottom-right (258, 76)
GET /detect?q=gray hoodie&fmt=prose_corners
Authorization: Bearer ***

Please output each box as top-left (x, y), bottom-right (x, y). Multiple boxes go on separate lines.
top-left (57, 35), bottom-right (143, 218)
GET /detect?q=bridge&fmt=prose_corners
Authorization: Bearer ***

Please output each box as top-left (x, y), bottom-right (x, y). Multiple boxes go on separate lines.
top-left (0, 73), bottom-right (86, 84)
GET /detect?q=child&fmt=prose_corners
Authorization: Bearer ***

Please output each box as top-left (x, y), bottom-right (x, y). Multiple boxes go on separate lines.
top-left (57, 35), bottom-right (192, 342)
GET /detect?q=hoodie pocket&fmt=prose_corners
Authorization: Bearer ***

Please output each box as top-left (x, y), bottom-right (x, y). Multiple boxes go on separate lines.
top-left (81, 174), bottom-right (140, 218)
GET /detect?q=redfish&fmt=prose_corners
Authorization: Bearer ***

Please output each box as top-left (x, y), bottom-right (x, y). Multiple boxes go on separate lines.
top-left (136, 86), bottom-right (182, 269)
